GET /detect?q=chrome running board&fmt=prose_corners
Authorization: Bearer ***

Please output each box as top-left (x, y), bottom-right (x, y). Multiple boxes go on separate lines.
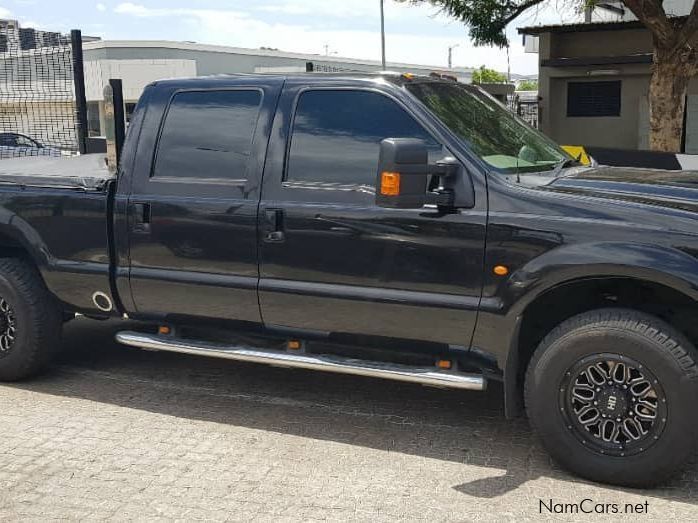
top-left (115, 331), bottom-right (487, 391)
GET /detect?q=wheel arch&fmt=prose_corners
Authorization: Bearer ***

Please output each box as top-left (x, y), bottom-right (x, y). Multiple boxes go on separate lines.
top-left (0, 225), bottom-right (47, 268)
top-left (503, 270), bottom-right (698, 418)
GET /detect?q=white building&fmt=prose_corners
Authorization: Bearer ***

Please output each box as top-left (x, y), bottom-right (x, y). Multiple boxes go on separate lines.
top-left (1, 19), bottom-right (474, 141)
top-left (82, 40), bottom-right (474, 137)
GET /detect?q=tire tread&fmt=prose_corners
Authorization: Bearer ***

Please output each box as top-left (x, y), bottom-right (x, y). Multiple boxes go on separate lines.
top-left (0, 258), bottom-right (61, 381)
top-left (524, 307), bottom-right (698, 487)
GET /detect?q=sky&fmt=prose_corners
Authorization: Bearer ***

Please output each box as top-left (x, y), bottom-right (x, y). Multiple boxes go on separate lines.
top-left (0, 0), bottom-right (585, 75)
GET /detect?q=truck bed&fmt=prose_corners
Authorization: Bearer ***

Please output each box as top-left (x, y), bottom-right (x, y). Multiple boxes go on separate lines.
top-left (0, 154), bottom-right (115, 191)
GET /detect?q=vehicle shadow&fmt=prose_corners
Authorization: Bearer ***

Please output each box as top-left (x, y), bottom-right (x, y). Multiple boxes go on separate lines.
top-left (8, 319), bottom-right (698, 505)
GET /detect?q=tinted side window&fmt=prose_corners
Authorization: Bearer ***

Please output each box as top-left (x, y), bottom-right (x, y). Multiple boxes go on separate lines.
top-left (0, 134), bottom-right (18, 147)
top-left (153, 90), bottom-right (262, 181)
top-left (287, 90), bottom-right (440, 186)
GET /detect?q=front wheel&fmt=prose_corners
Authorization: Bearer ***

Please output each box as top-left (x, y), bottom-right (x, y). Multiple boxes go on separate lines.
top-left (525, 308), bottom-right (698, 487)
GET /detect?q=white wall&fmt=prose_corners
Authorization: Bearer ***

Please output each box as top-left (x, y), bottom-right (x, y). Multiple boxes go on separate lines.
top-left (664, 0), bottom-right (694, 16)
top-left (685, 95), bottom-right (698, 154)
top-left (84, 59), bottom-right (197, 102)
top-left (595, 0), bottom-right (694, 21)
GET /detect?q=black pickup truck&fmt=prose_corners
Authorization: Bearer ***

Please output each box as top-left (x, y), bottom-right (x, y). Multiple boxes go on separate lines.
top-left (0, 73), bottom-right (696, 487)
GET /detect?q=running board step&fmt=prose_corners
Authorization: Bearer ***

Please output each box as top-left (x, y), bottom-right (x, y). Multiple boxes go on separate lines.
top-left (115, 331), bottom-right (487, 391)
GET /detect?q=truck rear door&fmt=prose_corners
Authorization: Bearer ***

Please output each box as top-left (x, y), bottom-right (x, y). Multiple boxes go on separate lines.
top-left (124, 77), bottom-right (282, 322)
top-left (257, 80), bottom-right (487, 345)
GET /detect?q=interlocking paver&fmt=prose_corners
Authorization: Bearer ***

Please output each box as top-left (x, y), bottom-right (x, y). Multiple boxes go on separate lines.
top-left (0, 319), bottom-right (695, 521)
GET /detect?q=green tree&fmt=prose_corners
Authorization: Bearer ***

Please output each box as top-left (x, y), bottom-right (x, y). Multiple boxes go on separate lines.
top-left (400, 1), bottom-right (698, 153)
top-left (472, 65), bottom-right (508, 83)
top-left (517, 79), bottom-right (539, 91)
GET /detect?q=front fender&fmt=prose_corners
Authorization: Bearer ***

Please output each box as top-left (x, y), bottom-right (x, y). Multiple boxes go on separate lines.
top-left (505, 241), bottom-right (698, 316)
top-left (473, 241), bottom-right (698, 419)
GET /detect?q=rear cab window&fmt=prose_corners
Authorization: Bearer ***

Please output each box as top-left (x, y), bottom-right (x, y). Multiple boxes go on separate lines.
top-left (153, 89), bottom-right (263, 183)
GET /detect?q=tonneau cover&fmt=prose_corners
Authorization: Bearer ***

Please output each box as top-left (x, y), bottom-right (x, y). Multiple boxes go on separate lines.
top-left (0, 154), bottom-right (115, 191)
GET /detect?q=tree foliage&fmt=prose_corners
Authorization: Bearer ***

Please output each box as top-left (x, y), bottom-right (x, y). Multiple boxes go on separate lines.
top-left (400, 0), bottom-right (550, 47)
top-left (400, 0), bottom-right (698, 152)
top-left (472, 65), bottom-right (508, 83)
top-left (517, 79), bottom-right (539, 91)
top-left (401, 1), bottom-right (698, 50)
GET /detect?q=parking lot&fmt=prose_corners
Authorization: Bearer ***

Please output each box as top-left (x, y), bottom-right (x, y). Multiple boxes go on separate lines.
top-left (0, 318), bottom-right (696, 521)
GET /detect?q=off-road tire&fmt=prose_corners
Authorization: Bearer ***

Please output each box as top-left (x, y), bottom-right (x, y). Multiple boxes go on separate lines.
top-left (0, 258), bottom-right (62, 381)
top-left (525, 308), bottom-right (698, 487)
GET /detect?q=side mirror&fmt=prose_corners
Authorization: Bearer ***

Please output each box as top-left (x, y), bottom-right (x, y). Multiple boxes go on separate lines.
top-left (375, 138), bottom-right (431, 209)
top-left (376, 138), bottom-right (472, 210)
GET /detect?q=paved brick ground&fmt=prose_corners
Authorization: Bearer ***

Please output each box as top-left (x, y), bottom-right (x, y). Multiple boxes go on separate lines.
top-left (0, 319), bottom-right (696, 521)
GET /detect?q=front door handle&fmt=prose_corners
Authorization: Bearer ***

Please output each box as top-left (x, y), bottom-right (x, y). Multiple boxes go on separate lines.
top-left (132, 203), bottom-right (151, 234)
top-left (264, 209), bottom-right (285, 243)
top-left (265, 230), bottom-right (285, 242)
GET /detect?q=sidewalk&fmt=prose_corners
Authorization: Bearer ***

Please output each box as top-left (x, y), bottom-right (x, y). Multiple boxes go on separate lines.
top-left (0, 319), bottom-right (695, 521)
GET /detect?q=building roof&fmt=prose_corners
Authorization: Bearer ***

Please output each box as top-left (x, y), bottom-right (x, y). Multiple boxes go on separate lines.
top-left (82, 40), bottom-right (474, 74)
top-left (518, 16), bottom-right (687, 36)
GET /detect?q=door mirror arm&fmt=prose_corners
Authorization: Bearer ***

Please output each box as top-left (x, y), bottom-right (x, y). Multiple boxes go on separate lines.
top-left (427, 157), bottom-right (474, 210)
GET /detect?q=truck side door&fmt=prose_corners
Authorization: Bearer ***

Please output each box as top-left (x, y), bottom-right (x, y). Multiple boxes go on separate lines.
top-left (258, 81), bottom-right (487, 346)
top-left (125, 78), bottom-right (282, 322)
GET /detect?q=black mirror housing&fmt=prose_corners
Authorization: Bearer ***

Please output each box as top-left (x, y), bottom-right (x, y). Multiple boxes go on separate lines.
top-left (375, 138), bottom-right (430, 209)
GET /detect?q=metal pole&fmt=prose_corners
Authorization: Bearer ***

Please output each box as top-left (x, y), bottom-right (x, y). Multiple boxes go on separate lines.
top-left (70, 29), bottom-right (88, 155)
top-left (380, 0), bottom-right (386, 70)
top-left (584, 5), bottom-right (593, 23)
top-left (109, 79), bottom-right (126, 166)
top-left (448, 44), bottom-right (459, 69)
top-left (506, 45), bottom-right (511, 83)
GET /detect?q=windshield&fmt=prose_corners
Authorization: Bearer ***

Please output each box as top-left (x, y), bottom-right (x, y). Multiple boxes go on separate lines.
top-left (406, 81), bottom-right (570, 174)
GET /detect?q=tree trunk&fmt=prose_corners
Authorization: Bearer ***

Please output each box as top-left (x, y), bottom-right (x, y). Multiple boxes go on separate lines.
top-left (648, 48), bottom-right (694, 153)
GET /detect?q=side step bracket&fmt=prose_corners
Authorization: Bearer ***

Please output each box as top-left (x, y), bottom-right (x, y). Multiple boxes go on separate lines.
top-left (115, 331), bottom-right (487, 391)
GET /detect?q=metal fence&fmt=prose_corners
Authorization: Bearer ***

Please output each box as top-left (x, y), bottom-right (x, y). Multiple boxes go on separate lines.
top-left (508, 93), bottom-right (539, 129)
top-left (0, 23), bottom-right (86, 159)
top-left (515, 100), bottom-right (539, 129)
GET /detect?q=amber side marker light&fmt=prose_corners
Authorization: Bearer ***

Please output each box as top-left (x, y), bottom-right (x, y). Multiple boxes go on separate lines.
top-left (158, 325), bottom-right (171, 335)
top-left (380, 172), bottom-right (401, 196)
top-left (288, 340), bottom-right (302, 351)
top-left (436, 359), bottom-right (452, 370)
top-left (493, 265), bottom-right (510, 276)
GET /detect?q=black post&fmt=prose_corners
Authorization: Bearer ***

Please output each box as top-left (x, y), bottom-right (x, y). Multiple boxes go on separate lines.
top-left (71, 29), bottom-right (88, 155)
top-left (681, 94), bottom-right (688, 154)
top-left (109, 79), bottom-right (126, 164)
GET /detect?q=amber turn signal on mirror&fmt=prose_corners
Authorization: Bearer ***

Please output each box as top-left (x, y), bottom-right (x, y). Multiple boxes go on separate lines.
top-left (493, 265), bottom-right (510, 276)
top-left (380, 172), bottom-right (401, 196)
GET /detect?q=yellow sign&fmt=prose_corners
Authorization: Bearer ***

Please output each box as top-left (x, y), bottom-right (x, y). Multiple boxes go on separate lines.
top-left (561, 145), bottom-right (591, 166)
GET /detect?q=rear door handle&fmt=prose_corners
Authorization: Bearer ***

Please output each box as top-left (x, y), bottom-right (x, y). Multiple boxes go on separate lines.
top-left (132, 203), bottom-right (151, 234)
top-left (264, 209), bottom-right (285, 243)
